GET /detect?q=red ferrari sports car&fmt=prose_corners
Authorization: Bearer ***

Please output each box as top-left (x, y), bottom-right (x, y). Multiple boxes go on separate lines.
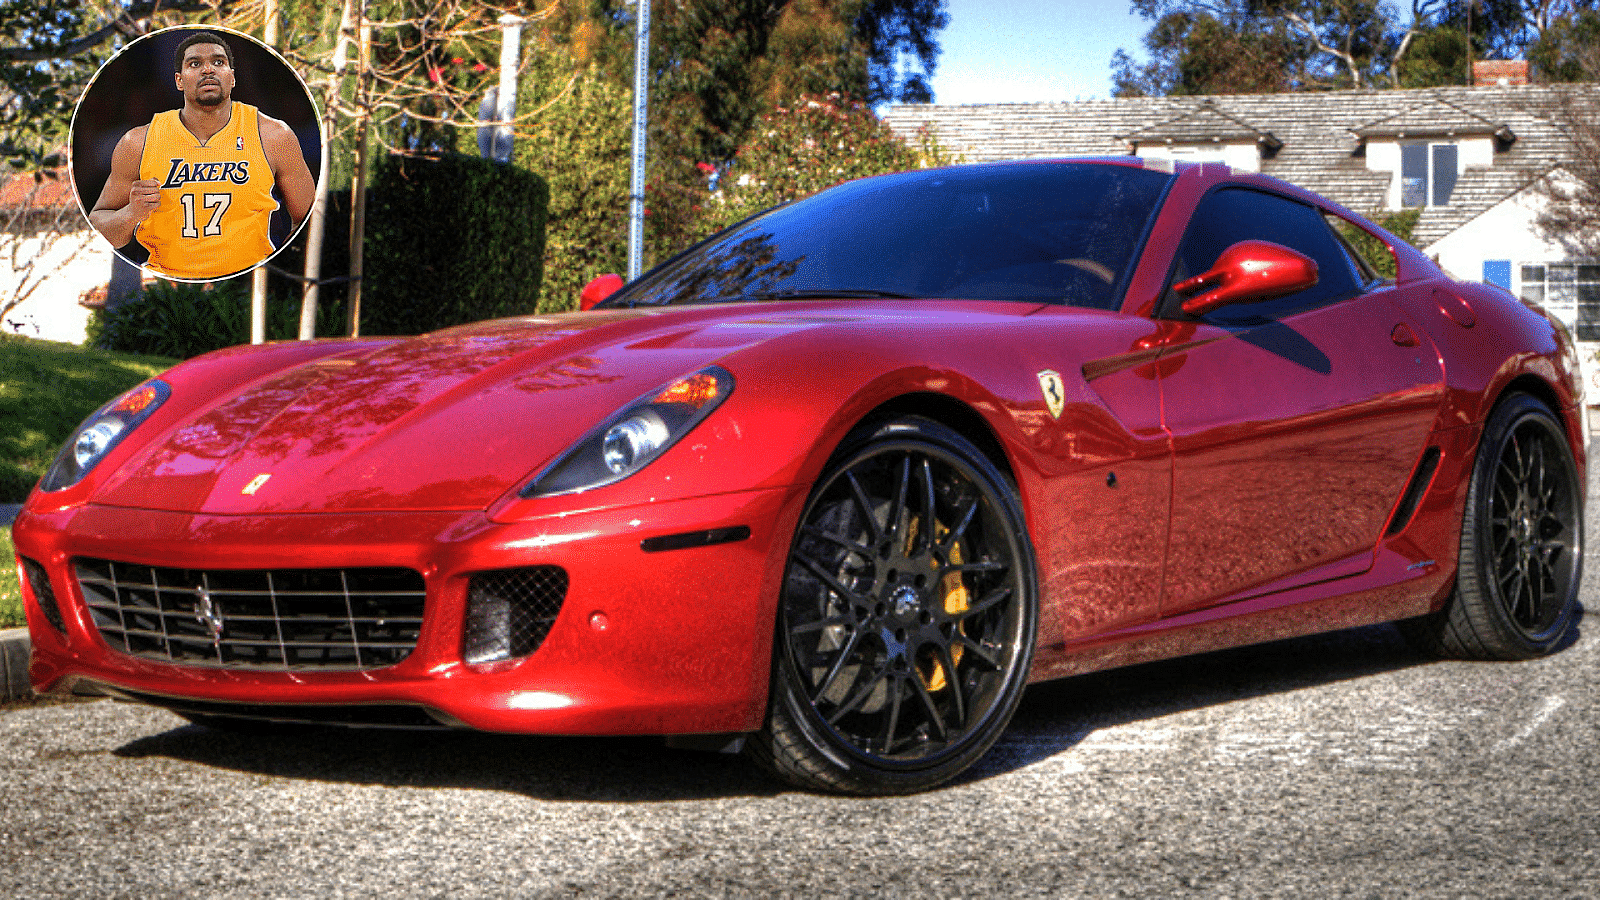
top-left (13, 159), bottom-right (1586, 794)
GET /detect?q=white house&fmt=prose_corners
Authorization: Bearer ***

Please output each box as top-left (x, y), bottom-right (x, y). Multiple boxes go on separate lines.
top-left (0, 169), bottom-right (105, 345)
top-left (884, 67), bottom-right (1600, 392)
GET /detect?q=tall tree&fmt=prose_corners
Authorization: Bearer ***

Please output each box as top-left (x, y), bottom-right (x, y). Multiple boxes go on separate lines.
top-left (541, 0), bottom-right (947, 164)
top-left (1114, 0), bottom-right (1397, 95)
top-left (1533, 7), bottom-right (1600, 258)
top-left (1112, 6), bottom-right (1305, 96)
top-left (1529, 3), bottom-right (1600, 81)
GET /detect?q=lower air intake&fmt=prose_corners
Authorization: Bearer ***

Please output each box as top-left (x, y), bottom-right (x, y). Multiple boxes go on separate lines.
top-left (463, 566), bottom-right (568, 664)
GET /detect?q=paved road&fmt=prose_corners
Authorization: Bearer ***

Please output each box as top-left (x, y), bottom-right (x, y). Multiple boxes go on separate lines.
top-left (2, 488), bottom-right (1596, 896)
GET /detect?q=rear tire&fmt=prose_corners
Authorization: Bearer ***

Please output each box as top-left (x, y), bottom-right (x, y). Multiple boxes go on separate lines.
top-left (1402, 393), bottom-right (1582, 659)
top-left (749, 417), bottom-right (1037, 794)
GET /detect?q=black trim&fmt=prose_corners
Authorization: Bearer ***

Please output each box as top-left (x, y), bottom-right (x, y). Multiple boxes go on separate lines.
top-left (1386, 446), bottom-right (1442, 536)
top-left (106, 686), bottom-right (452, 729)
top-left (640, 526), bottom-right (752, 553)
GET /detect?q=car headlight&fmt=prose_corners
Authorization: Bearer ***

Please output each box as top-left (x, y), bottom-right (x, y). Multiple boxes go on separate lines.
top-left (524, 366), bottom-right (733, 497)
top-left (40, 380), bottom-right (171, 492)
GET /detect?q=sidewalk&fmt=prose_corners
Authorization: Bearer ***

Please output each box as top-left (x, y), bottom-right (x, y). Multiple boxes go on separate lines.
top-left (3, 505), bottom-right (26, 698)
top-left (1, 627), bottom-right (28, 701)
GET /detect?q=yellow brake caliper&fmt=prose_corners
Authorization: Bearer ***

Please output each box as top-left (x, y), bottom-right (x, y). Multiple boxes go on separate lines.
top-left (921, 531), bottom-right (968, 693)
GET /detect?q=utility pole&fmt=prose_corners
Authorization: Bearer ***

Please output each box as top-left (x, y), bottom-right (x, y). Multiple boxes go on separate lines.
top-left (627, 0), bottom-right (651, 279)
top-left (252, 0), bottom-right (280, 343)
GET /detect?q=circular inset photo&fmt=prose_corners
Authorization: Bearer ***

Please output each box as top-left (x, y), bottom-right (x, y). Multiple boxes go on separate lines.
top-left (70, 25), bottom-right (322, 283)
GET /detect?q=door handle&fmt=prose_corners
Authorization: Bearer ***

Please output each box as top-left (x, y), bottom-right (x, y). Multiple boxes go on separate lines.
top-left (1391, 323), bottom-right (1420, 347)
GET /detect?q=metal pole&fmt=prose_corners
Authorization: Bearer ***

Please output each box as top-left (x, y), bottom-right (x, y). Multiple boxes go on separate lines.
top-left (252, 0), bottom-right (280, 344)
top-left (345, 5), bottom-right (371, 337)
top-left (627, 0), bottom-right (651, 279)
top-left (495, 15), bottom-right (525, 163)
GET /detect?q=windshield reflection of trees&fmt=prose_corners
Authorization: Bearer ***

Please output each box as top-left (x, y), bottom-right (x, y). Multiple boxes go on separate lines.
top-left (636, 232), bottom-right (805, 305)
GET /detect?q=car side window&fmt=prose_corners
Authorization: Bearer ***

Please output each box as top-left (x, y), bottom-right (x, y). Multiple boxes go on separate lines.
top-left (1163, 187), bottom-right (1365, 326)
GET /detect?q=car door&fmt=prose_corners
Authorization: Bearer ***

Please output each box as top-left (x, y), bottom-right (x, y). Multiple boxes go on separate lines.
top-left (1151, 187), bottom-right (1447, 617)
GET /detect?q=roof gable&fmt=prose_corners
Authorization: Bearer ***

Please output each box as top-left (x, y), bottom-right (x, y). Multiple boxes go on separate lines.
top-left (1351, 96), bottom-right (1514, 143)
top-left (1118, 101), bottom-right (1282, 152)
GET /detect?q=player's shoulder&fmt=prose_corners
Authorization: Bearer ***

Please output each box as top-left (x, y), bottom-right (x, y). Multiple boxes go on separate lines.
top-left (111, 122), bottom-right (153, 161)
top-left (256, 110), bottom-right (295, 138)
top-left (119, 122), bottom-right (153, 146)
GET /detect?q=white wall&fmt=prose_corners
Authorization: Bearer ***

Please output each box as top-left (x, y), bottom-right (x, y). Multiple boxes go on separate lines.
top-left (1424, 177), bottom-right (1600, 402)
top-left (1135, 141), bottom-right (1262, 172)
top-left (0, 229), bottom-right (109, 345)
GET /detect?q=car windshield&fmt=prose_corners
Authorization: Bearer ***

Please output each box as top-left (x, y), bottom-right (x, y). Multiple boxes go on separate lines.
top-left (607, 161), bottom-right (1174, 311)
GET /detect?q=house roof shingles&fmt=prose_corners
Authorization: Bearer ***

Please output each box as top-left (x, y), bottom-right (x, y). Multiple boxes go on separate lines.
top-left (883, 83), bottom-right (1597, 251)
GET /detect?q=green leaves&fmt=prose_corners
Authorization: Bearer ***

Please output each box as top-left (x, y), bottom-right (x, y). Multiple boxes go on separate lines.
top-left (703, 93), bottom-right (950, 232)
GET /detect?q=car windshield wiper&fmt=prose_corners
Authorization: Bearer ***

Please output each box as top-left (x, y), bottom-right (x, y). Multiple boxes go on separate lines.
top-left (746, 289), bottom-right (916, 300)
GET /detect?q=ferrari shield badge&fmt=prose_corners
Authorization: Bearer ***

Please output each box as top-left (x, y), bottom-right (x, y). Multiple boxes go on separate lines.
top-left (1037, 369), bottom-right (1066, 419)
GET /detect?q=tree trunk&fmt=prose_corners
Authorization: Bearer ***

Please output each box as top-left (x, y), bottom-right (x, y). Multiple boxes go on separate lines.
top-left (301, 0), bottom-right (358, 340)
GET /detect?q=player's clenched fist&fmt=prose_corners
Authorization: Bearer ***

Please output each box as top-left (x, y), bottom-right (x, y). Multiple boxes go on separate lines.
top-left (127, 178), bottom-right (161, 222)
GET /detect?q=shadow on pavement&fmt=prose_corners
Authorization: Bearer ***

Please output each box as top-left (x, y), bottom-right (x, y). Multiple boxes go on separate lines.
top-left (110, 619), bottom-right (1460, 802)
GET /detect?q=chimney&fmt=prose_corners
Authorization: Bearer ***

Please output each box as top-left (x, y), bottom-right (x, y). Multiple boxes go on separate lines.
top-left (1472, 60), bottom-right (1529, 87)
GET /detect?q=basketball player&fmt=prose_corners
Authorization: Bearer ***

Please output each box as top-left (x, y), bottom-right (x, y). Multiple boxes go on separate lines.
top-left (89, 31), bottom-right (315, 280)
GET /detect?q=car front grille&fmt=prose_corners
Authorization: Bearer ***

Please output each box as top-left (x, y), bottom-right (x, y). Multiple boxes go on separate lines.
top-left (75, 559), bottom-right (426, 671)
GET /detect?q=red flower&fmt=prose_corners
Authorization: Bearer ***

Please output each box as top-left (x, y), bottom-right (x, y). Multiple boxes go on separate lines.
top-left (452, 57), bottom-right (464, 65)
top-left (427, 66), bottom-right (443, 84)
top-left (473, 62), bottom-right (490, 73)
top-left (695, 162), bottom-right (715, 174)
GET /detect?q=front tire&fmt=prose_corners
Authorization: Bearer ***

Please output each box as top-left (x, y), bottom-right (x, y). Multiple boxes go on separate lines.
top-left (749, 417), bottom-right (1038, 794)
top-left (1404, 393), bottom-right (1582, 659)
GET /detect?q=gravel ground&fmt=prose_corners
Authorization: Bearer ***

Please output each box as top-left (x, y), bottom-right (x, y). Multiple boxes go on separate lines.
top-left (1, 453), bottom-right (1595, 897)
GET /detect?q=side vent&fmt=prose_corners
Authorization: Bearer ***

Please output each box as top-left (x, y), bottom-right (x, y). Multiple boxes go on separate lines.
top-left (1386, 447), bottom-right (1442, 536)
top-left (20, 558), bottom-right (66, 635)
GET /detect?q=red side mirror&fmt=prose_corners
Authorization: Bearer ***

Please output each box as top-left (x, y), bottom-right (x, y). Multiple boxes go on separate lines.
top-left (579, 273), bottom-right (625, 311)
top-left (1174, 240), bottom-right (1318, 316)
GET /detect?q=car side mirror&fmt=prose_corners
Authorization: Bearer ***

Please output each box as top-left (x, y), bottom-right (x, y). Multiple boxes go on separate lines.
top-left (579, 274), bottom-right (625, 311)
top-left (1173, 240), bottom-right (1318, 316)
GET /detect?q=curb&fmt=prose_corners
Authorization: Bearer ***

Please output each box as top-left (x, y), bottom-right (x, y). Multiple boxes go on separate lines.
top-left (1, 627), bottom-right (31, 701)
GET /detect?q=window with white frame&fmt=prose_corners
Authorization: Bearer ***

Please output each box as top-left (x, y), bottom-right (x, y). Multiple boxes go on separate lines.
top-left (1400, 141), bottom-right (1459, 207)
top-left (1521, 262), bottom-right (1600, 339)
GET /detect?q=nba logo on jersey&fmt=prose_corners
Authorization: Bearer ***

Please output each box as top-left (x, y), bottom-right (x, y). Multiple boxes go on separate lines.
top-left (236, 136), bottom-right (244, 151)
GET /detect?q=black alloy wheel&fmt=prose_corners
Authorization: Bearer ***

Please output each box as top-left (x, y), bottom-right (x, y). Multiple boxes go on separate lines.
top-left (750, 417), bottom-right (1037, 794)
top-left (1403, 393), bottom-right (1582, 659)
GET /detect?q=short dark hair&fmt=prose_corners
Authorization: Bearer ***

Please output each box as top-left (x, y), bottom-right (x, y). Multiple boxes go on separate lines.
top-left (174, 31), bottom-right (234, 73)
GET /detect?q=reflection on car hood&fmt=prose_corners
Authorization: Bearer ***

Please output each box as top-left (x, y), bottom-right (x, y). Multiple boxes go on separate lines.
top-left (93, 303), bottom-right (1010, 515)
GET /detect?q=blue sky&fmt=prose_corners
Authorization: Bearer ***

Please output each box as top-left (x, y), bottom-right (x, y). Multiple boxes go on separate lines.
top-left (926, 0), bottom-right (1151, 104)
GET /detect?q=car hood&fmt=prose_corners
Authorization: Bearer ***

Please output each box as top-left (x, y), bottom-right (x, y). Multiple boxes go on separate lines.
top-left (94, 303), bottom-right (1033, 515)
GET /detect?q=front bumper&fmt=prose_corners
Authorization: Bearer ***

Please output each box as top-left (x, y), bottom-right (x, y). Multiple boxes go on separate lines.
top-left (13, 485), bottom-right (805, 735)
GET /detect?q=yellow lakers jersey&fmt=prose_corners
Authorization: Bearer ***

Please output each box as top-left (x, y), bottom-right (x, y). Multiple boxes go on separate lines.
top-left (136, 102), bottom-right (279, 280)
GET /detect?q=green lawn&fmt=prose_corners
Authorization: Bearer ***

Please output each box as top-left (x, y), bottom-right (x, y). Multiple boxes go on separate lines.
top-left (0, 334), bottom-right (176, 502)
top-left (2, 528), bottom-right (21, 628)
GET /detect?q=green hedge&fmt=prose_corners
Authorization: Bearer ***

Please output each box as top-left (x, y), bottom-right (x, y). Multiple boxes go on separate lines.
top-left (90, 279), bottom-right (343, 359)
top-left (362, 153), bottom-right (549, 335)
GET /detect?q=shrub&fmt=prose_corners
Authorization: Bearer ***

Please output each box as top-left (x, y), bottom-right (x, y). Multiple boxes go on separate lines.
top-left (703, 93), bottom-right (952, 231)
top-left (90, 279), bottom-right (343, 359)
top-left (1337, 208), bottom-right (1421, 281)
top-left (512, 54), bottom-right (634, 313)
top-left (362, 152), bottom-right (549, 335)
